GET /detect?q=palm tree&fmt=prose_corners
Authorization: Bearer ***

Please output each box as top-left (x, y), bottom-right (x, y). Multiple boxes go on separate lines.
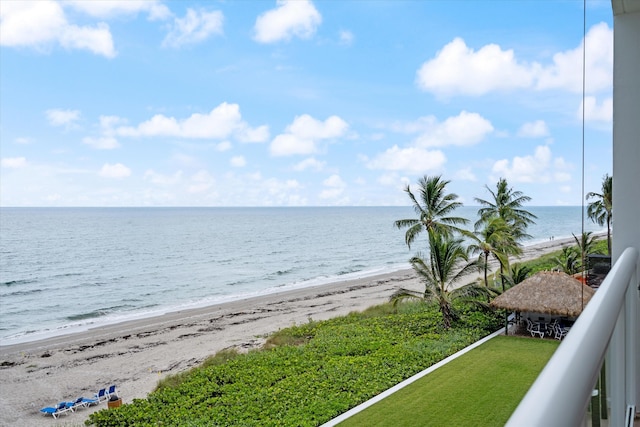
top-left (468, 216), bottom-right (518, 289)
top-left (553, 246), bottom-right (582, 275)
top-left (572, 231), bottom-right (604, 274)
top-left (391, 232), bottom-right (487, 329)
top-left (474, 178), bottom-right (537, 241)
top-left (503, 263), bottom-right (532, 288)
top-left (586, 174), bottom-right (612, 255)
top-left (474, 178), bottom-right (534, 291)
top-left (394, 175), bottom-right (470, 249)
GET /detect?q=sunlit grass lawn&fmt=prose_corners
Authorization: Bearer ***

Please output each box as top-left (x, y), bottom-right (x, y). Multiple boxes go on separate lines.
top-left (339, 335), bottom-right (559, 427)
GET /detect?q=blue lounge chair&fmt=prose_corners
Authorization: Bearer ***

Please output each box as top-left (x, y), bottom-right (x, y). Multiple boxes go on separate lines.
top-left (94, 388), bottom-right (108, 402)
top-left (80, 396), bottom-right (99, 407)
top-left (70, 397), bottom-right (85, 409)
top-left (39, 405), bottom-right (58, 417)
top-left (107, 384), bottom-right (117, 398)
top-left (40, 402), bottom-right (73, 418)
top-left (71, 396), bottom-right (98, 409)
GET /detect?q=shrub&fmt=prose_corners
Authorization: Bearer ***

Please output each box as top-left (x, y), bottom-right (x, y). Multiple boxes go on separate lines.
top-left (87, 302), bottom-right (500, 426)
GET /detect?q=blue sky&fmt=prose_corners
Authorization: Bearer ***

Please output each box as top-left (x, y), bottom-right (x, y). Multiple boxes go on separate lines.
top-left (1, 0), bottom-right (613, 207)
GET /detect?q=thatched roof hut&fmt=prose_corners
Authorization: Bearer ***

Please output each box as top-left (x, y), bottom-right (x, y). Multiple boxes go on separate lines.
top-left (491, 271), bottom-right (595, 317)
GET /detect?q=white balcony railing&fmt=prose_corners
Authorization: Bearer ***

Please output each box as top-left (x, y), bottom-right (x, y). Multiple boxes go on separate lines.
top-left (507, 247), bottom-right (639, 427)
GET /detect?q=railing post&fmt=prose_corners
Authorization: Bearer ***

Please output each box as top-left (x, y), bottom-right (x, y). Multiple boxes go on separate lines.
top-left (626, 269), bottom-right (638, 417)
top-left (609, 306), bottom-right (626, 427)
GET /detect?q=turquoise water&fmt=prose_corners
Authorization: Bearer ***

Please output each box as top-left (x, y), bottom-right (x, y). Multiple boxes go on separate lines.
top-left (0, 206), bottom-right (604, 344)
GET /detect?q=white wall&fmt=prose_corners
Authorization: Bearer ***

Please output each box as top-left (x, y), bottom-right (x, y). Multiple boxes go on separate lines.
top-left (612, 6), bottom-right (640, 416)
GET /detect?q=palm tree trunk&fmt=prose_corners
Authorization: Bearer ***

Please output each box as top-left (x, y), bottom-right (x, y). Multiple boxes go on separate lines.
top-left (441, 300), bottom-right (452, 329)
top-left (483, 251), bottom-right (489, 287)
top-left (483, 251), bottom-right (490, 303)
top-left (500, 263), bottom-right (508, 335)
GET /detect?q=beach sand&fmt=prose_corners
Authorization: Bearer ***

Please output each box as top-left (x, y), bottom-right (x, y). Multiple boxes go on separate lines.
top-left (0, 236), bottom-right (579, 426)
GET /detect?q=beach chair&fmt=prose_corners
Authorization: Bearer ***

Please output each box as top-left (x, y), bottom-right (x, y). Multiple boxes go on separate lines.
top-left (107, 384), bottom-right (117, 398)
top-left (94, 388), bottom-right (108, 402)
top-left (80, 396), bottom-right (99, 407)
top-left (526, 318), bottom-right (545, 338)
top-left (40, 402), bottom-right (73, 419)
top-left (554, 323), bottom-right (569, 340)
top-left (71, 396), bottom-right (98, 409)
top-left (39, 405), bottom-right (59, 418)
top-left (70, 397), bottom-right (86, 409)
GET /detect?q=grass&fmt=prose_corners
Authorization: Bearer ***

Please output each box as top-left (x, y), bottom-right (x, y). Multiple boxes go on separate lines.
top-left (339, 335), bottom-right (559, 427)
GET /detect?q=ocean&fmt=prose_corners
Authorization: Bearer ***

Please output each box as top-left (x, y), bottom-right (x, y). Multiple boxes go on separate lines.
top-left (0, 206), bottom-right (604, 345)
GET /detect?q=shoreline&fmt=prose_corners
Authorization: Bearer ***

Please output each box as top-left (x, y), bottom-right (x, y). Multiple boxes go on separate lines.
top-left (1, 231), bottom-right (594, 348)
top-left (0, 234), bottom-right (591, 426)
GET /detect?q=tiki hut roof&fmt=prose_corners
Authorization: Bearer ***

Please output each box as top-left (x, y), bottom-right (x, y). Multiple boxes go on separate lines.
top-left (490, 271), bottom-right (595, 317)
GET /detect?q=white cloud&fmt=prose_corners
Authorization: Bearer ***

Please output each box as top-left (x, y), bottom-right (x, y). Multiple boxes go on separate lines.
top-left (162, 9), bottom-right (224, 48)
top-left (82, 136), bottom-right (120, 150)
top-left (416, 37), bottom-right (535, 96)
top-left (64, 1), bottom-right (171, 20)
top-left (536, 22), bottom-right (612, 93)
top-left (323, 174), bottom-right (345, 188)
top-left (454, 167), bottom-right (477, 181)
top-left (117, 103), bottom-right (267, 141)
top-left (15, 137), bottom-right (32, 145)
top-left (171, 153), bottom-right (201, 169)
top-left (491, 145), bottom-right (572, 183)
top-left (319, 174), bottom-right (346, 200)
top-left (230, 156), bottom-right (246, 167)
top-left (99, 115), bottom-right (127, 129)
top-left (0, 1), bottom-right (116, 57)
top-left (187, 170), bottom-right (215, 193)
top-left (293, 157), bottom-right (325, 171)
top-left (216, 141), bottom-right (232, 152)
top-left (144, 170), bottom-right (183, 185)
top-left (578, 96), bottom-right (613, 123)
top-left (59, 23), bottom-right (115, 57)
top-left (46, 108), bottom-right (80, 126)
top-left (1, 157), bottom-right (27, 168)
top-left (236, 125), bottom-right (270, 143)
top-left (517, 120), bottom-right (550, 138)
top-left (99, 163), bottom-right (131, 179)
top-left (270, 134), bottom-right (315, 156)
top-left (1, 0), bottom-right (66, 46)
top-left (416, 22), bottom-right (612, 97)
top-left (339, 30), bottom-right (354, 46)
top-left (367, 145), bottom-right (446, 173)
top-left (413, 111), bottom-right (493, 148)
top-left (270, 114), bottom-right (348, 156)
top-left (254, 0), bottom-right (321, 44)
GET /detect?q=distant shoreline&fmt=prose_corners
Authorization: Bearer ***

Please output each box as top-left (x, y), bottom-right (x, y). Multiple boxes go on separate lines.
top-left (0, 229), bottom-right (601, 348)
top-left (1, 230), bottom-right (603, 348)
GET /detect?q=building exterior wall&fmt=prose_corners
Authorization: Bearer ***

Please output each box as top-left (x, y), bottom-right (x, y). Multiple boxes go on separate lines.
top-left (611, 5), bottom-right (640, 414)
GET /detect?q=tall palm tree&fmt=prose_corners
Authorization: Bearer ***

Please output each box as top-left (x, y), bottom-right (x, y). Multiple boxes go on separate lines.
top-left (468, 216), bottom-right (517, 289)
top-left (394, 175), bottom-right (469, 249)
top-left (586, 174), bottom-right (612, 255)
top-left (474, 178), bottom-right (534, 292)
top-left (474, 178), bottom-right (537, 240)
top-left (391, 233), bottom-right (486, 329)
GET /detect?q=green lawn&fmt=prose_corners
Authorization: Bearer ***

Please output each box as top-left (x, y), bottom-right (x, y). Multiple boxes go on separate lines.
top-left (339, 335), bottom-right (559, 427)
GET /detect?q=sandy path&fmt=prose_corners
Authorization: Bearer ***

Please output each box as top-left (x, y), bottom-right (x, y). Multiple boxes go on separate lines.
top-left (0, 235), bottom-right (581, 426)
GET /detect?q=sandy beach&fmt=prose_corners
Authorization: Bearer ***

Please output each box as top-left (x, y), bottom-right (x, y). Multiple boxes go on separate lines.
top-left (0, 236), bottom-right (580, 426)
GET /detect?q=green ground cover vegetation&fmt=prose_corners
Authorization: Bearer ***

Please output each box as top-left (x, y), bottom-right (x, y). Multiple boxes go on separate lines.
top-left (339, 336), bottom-right (559, 427)
top-left (87, 302), bottom-right (502, 426)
